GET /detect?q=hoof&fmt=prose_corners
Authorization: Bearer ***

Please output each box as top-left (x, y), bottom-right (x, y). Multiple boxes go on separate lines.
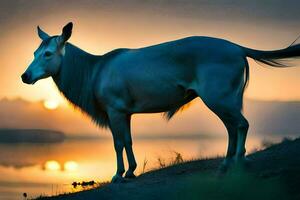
top-left (111, 174), bottom-right (125, 183)
top-left (218, 158), bottom-right (234, 175)
top-left (234, 156), bottom-right (252, 168)
top-left (124, 170), bottom-right (136, 179)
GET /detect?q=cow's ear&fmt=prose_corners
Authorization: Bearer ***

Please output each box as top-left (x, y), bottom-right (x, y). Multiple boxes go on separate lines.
top-left (37, 26), bottom-right (50, 40)
top-left (58, 22), bottom-right (73, 45)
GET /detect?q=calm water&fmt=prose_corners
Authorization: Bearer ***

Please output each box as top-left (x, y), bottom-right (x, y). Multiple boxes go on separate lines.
top-left (0, 135), bottom-right (281, 200)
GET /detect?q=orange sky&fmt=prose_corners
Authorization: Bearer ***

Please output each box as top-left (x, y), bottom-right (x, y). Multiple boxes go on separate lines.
top-left (0, 1), bottom-right (299, 136)
top-left (0, 1), bottom-right (299, 104)
top-left (0, 1), bottom-right (299, 119)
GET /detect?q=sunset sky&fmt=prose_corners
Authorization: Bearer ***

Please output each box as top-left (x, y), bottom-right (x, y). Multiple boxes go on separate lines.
top-left (0, 0), bottom-right (299, 103)
top-left (0, 0), bottom-right (299, 135)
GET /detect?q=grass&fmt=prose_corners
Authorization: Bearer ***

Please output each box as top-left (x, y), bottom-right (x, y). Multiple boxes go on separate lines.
top-left (170, 151), bottom-right (184, 165)
top-left (156, 151), bottom-right (184, 169)
top-left (174, 167), bottom-right (290, 200)
top-left (157, 157), bottom-right (166, 168)
top-left (141, 157), bottom-right (148, 174)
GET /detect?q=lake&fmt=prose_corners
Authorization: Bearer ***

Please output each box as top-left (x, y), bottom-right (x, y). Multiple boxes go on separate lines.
top-left (0, 134), bottom-right (284, 200)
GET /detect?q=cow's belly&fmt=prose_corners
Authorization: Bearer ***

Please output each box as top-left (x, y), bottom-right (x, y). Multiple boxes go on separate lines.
top-left (128, 80), bottom-right (195, 113)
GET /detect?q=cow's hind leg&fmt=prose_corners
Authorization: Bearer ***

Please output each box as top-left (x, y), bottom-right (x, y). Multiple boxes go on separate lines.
top-left (219, 120), bottom-right (238, 172)
top-left (226, 112), bottom-right (249, 165)
top-left (235, 115), bottom-right (249, 164)
top-left (195, 62), bottom-right (249, 171)
top-left (215, 107), bottom-right (249, 171)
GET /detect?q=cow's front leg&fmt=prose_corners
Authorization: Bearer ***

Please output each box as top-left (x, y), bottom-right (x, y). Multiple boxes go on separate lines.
top-left (108, 109), bottom-right (136, 183)
top-left (108, 110), bottom-right (127, 183)
top-left (123, 116), bottom-right (137, 178)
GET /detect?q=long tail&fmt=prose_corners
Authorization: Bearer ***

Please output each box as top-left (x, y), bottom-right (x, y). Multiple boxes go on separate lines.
top-left (242, 43), bottom-right (300, 67)
top-left (239, 42), bottom-right (300, 110)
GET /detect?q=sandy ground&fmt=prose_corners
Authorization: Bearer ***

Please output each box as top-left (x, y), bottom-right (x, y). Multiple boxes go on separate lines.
top-left (38, 137), bottom-right (300, 200)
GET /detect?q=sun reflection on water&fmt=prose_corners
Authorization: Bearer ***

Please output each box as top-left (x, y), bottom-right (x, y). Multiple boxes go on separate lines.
top-left (64, 161), bottom-right (78, 171)
top-left (44, 160), bottom-right (61, 171)
top-left (44, 160), bottom-right (79, 172)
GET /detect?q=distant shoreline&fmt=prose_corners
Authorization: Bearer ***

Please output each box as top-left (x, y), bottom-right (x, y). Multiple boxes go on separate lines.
top-left (0, 129), bottom-right (65, 143)
top-left (65, 133), bottom-right (225, 141)
top-left (0, 129), bottom-right (225, 143)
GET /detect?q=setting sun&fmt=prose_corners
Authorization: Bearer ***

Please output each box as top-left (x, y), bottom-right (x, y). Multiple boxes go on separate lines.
top-left (43, 99), bottom-right (59, 110)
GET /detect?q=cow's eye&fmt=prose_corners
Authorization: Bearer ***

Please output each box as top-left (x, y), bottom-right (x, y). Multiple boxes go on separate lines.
top-left (44, 51), bottom-right (53, 57)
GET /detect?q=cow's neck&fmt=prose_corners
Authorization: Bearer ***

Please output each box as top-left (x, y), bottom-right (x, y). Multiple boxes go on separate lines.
top-left (52, 43), bottom-right (109, 127)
